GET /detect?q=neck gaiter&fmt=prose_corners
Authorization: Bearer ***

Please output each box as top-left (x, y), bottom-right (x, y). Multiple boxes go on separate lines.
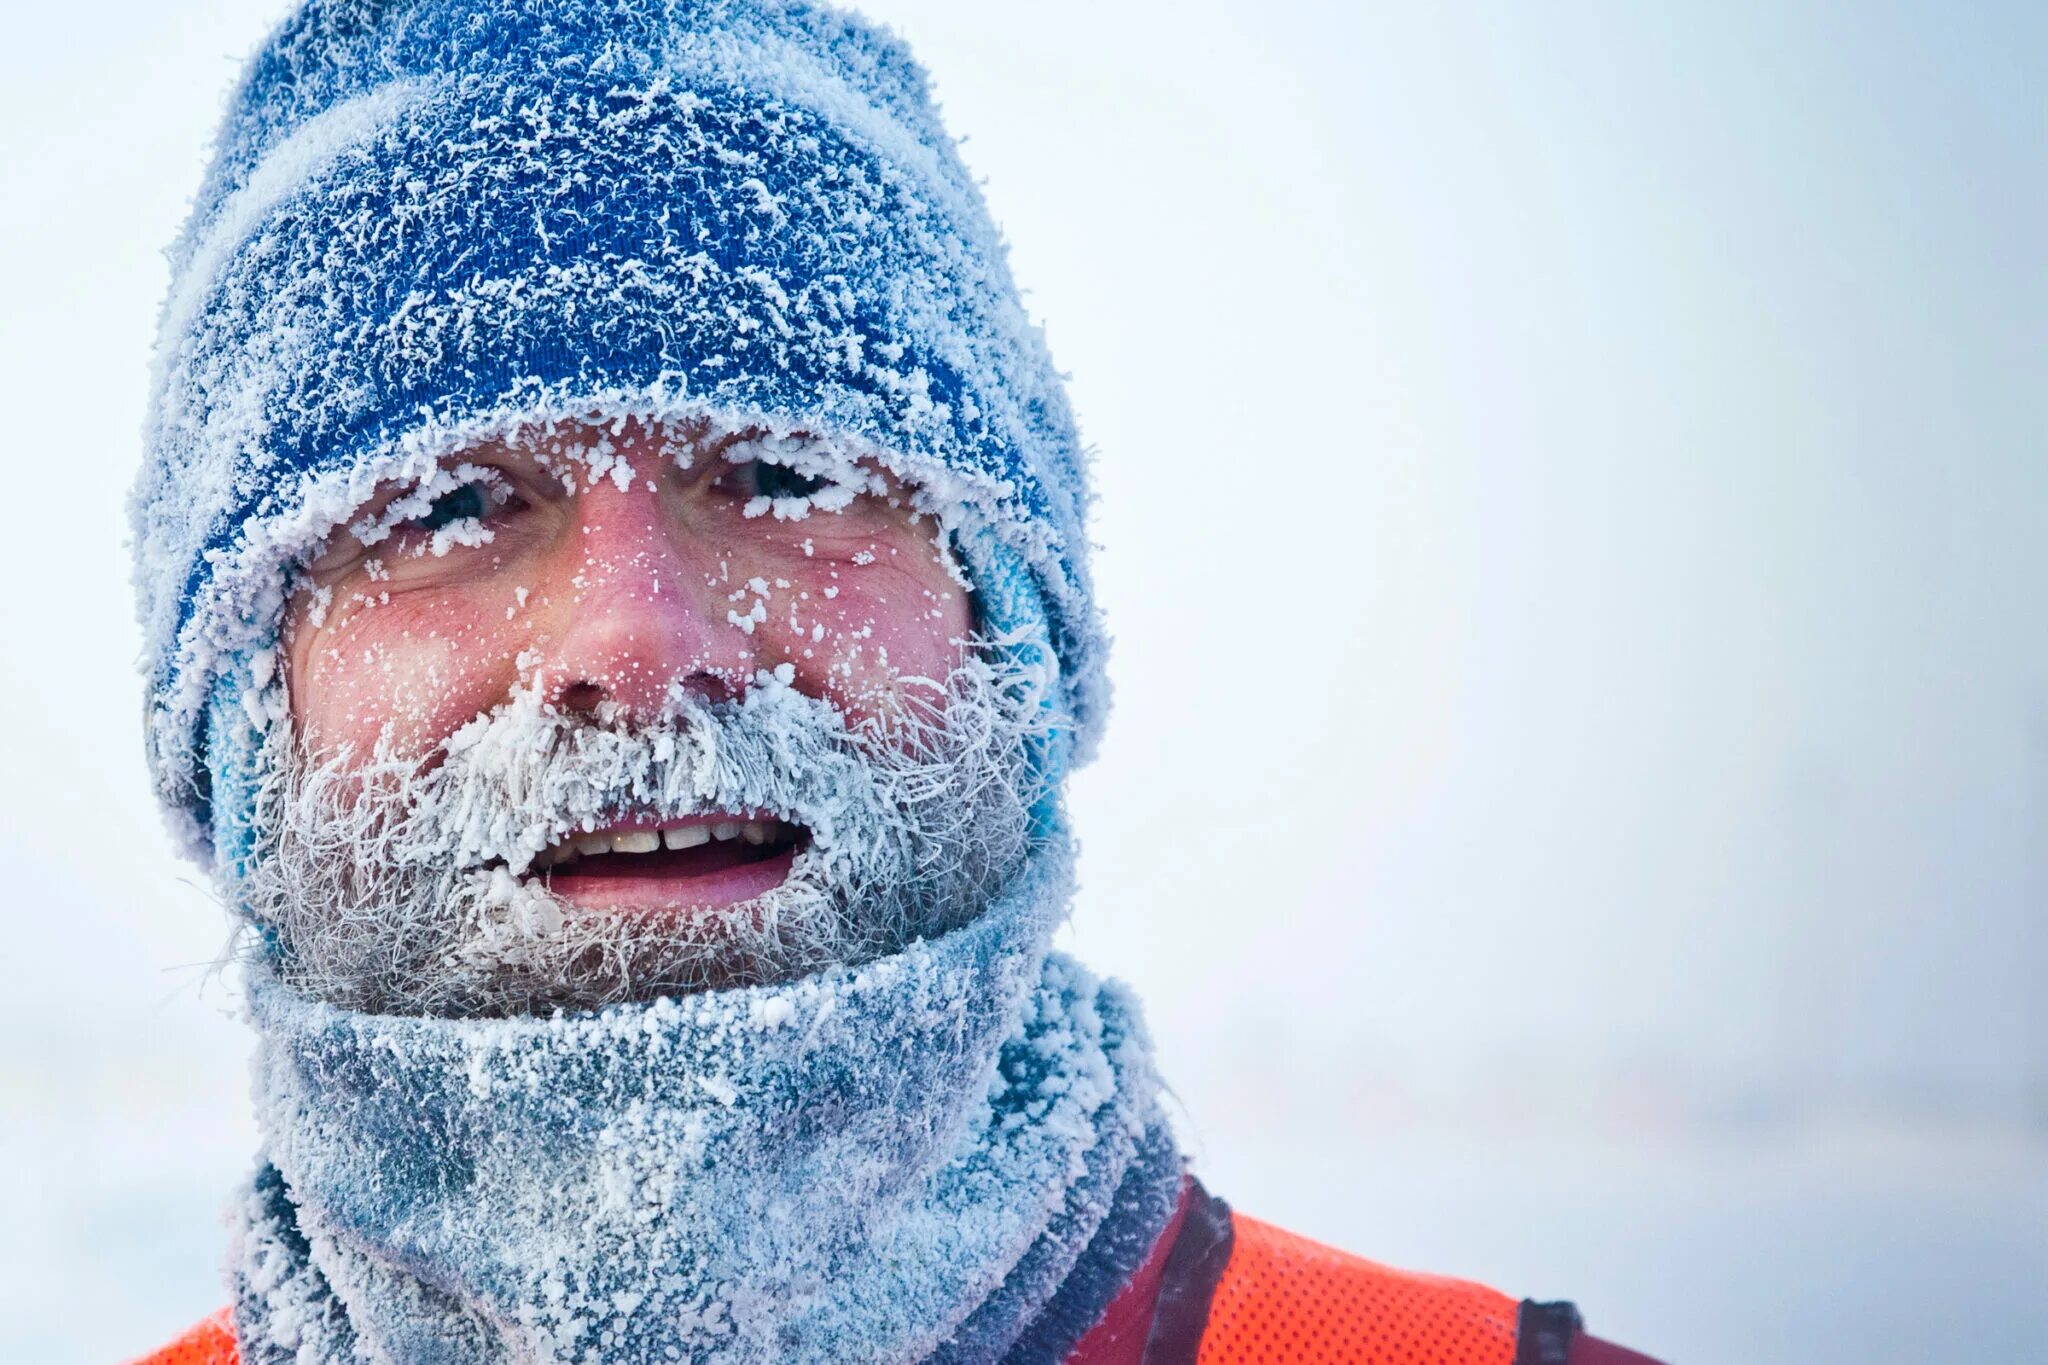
top-left (228, 832), bottom-right (1182, 1364)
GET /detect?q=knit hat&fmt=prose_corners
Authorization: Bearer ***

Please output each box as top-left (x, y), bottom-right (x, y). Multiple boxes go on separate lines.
top-left (132, 0), bottom-right (1105, 865)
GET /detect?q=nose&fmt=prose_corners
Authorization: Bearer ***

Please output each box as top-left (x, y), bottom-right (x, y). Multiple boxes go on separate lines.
top-left (537, 468), bottom-right (745, 720)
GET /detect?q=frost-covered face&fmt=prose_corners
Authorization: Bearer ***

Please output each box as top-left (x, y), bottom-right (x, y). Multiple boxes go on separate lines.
top-left (284, 417), bottom-right (971, 767)
top-left (255, 418), bottom-right (1039, 1016)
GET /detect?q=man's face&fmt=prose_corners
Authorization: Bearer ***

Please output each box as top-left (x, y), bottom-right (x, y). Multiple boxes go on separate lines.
top-left (260, 418), bottom-right (1029, 1015)
top-left (287, 419), bottom-right (972, 746)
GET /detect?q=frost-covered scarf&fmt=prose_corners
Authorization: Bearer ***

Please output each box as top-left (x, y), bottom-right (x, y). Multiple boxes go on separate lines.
top-left (229, 832), bottom-right (1184, 1364)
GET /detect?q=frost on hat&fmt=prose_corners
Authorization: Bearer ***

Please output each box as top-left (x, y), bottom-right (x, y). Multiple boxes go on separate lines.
top-left (133, 0), bottom-right (1107, 859)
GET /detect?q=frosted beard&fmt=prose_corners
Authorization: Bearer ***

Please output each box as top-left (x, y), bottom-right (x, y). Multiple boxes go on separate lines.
top-left (239, 643), bottom-right (1048, 1018)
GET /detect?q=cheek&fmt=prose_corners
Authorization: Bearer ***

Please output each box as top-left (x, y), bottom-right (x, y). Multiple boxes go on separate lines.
top-left (742, 551), bottom-right (971, 721)
top-left (286, 587), bottom-right (529, 756)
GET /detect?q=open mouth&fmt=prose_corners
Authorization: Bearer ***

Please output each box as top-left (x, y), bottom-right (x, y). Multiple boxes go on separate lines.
top-left (524, 815), bottom-right (808, 915)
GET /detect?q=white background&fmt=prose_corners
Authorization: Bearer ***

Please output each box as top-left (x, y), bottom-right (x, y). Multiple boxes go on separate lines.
top-left (2, 2), bottom-right (2043, 1361)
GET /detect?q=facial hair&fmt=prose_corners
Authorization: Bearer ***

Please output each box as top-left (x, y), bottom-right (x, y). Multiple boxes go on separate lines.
top-left (238, 646), bottom-right (1048, 1018)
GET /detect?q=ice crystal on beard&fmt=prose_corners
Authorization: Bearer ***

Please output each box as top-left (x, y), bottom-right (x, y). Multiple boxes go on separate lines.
top-left (236, 640), bottom-right (1052, 1017)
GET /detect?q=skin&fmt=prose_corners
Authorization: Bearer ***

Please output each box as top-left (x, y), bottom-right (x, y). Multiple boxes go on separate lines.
top-left (280, 417), bottom-right (973, 915)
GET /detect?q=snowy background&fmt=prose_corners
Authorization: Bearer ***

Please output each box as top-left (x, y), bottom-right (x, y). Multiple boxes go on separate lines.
top-left (3, 2), bottom-right (2044, 1361)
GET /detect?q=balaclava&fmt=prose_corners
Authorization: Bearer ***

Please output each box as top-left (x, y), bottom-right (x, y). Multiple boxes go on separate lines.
top-left (131, 2), bottom-right (1178, 1361)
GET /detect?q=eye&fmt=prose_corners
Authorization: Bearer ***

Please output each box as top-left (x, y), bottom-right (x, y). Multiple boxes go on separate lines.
top-left (401, 482), bottom-right (491, 534)
top-left (381, 470), bottom-right (532, 557)
top-left (710, 438), bottom-right (879, 520)
top-left (735, 460), bottom-right (830, 501)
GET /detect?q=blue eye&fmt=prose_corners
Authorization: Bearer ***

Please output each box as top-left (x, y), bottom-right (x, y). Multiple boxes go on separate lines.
top-left (408, 483), bottom-right (489, 532)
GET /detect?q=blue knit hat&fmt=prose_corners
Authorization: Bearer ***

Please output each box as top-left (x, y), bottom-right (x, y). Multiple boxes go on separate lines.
top-left (132, 0), bottom-right (1106, 865)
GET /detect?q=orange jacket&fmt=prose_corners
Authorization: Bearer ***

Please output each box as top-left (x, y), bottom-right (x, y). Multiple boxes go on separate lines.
top-left (133, 1185), bottom-right (1658, 1365)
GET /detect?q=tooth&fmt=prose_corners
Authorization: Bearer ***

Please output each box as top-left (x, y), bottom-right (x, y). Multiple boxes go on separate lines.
top-left (741, 821), bottom-right (768, 845)
top-left (664, 825), bottom-right (710, 850)
top-left (611, 830), bottom-right (661, 854)
top-left (575, 834), bottom-right (610, 856)
top-left (711, 821), bottom-right (741, 842)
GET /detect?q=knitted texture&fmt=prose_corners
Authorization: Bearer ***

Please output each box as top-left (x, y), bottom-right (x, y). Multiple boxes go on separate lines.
top-left (132, 0), bottom-right (1106, 864)
top-left (228, 837), bottom-right (1181, 1364)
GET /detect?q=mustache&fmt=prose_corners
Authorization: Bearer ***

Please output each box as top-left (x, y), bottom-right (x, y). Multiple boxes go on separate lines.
top-left (237, 644), bottom-right (1053, 1017)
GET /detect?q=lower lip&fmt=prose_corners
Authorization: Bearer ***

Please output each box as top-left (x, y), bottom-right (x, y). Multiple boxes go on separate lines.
top-left (533, 841), bottom-right (800, 915)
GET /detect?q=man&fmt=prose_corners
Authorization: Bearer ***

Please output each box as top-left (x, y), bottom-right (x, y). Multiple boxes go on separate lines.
top-left (130, 2), bottom-right (1660, 1361)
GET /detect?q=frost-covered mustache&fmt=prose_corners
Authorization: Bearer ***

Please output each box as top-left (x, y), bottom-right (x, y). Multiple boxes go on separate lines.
top-left (241, 650), bottom-right (1048, 1017)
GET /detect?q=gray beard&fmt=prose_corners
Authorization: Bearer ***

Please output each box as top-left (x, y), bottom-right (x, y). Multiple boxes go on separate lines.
top-left (238, 648), bottom-right (1047, 1018)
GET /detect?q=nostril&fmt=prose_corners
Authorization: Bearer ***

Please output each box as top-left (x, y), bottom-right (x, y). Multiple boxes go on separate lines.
top-left (558, 680), bottom-right (606, 714)
top-left (678, 669), bottom-right (741, 706)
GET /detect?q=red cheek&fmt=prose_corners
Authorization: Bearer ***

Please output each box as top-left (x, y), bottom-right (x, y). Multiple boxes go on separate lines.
top-left (288, 585), bottom-right (532, 757)
top-left (756, 560), bottom-right (969, 724)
